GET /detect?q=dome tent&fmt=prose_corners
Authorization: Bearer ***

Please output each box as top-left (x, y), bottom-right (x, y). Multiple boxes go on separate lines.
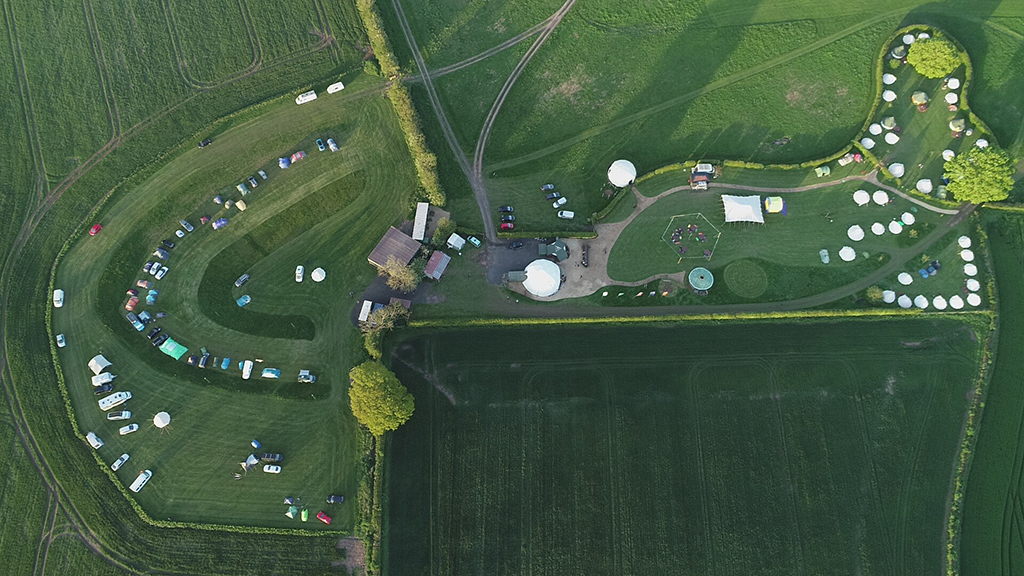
top-left (861, 137), bottom-right (876, 149)
top-left (882, 290), bottom-right (896, 303)
top-left (839, 246), bottom-right (856, 261)
top-left (947, 77), bottom-right (961, 89)
top-left (911, 91), bottom-right (930, 106)
top-left (898, 294), bottom-right (912, 309)
top-left (311, 267), bottom-right (326, 282)
top-left (853, 190), bottom-right (871, 205)
top-left (889, 221), bottom-right (903, 234)
top-left (945, 92), bottom-right (958, 104)
top-left (869, 123), bottom-right (883, 135)
top-left (901, 212), bottom-right (915, 225)
top-left (914, 295), bottom-right (928, 309)
top-left (964, 263), bottom-right (977, 276)
top-left (967, 293), bottom-right (982, 307)
top-left (898, 272), bottom-right (913, 285)
top-left (607, 160), bottom-right (637, 188)
top-left (916, 179), bottom-right (933, 193)
top-left (933, 296), bottom-right (948, 310)
top-left (882, 73), bottom-right (897, 85)
top-left (942, 149), bottom-right (955, 161)
top-left (966, 279), bottom-right (981, 292)
top-left (958, 235), bottom-right (972, 248)
top-left (889, 163), bottom-right (905, 177)
top-left (881, 116), bottom-right (897, 130)
top-left (960, 249), bottom-right (974, 262)
top-left (523, 259), bottom-right (561, 297)
top-left (885, 132), bottom-right (900, 145)
top-left (847, 225), bottom-right (865, 241)
top-left (882, 90), bottom-right (897, 102)
top-left (949, 295), bottom-right (965, 309)
top-left (872, 190), bottom-right (889, 205)
top-left (154, 412), bottom-right (171, 428)
top-left (871, 222), bottom-right (885, 235)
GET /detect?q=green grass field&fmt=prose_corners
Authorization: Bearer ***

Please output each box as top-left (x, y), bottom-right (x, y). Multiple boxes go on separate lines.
top-left (386, 319), bottom-right (982, 575)
top-left (51, 73), bottom-right (416, 529)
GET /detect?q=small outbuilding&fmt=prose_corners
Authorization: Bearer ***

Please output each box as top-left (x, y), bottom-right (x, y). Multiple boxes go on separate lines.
top-left (446, 233), bottom-right (466, 252)
top-left (412, 202), bottom-right (429, 241)
top-left (424, 250), bottom-right (452, 280)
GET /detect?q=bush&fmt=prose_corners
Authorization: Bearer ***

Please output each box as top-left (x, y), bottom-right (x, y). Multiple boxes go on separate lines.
top-left (944, 145), bottom-right (1016, 203)
top-left (431, 217), bottom-right (457, 246)
top-left (363, 59), bottom-right (381, 77)
top-left (907, 38), bottom-right (960, 78)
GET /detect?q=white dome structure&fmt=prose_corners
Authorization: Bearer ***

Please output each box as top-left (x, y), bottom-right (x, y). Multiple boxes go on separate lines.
top-left (154, 411), bottom-right (171, 428)
top-left (898, 272), bottom-right (914, 285)
top-left (872, 222), bottom-right (885, 235)
top-left (949, 295), bottom-right (964, 309)
top-left (885, 132), bottom-right (900, 145)
top-left (889, 221), bottom-right (903, 234)
top-left (914, 295), bottom-right (928, 309)
top-left (873, 190), bottom-right (889, 205)
top-left (958, 235), bottom-right (971, 248)
top-left (901, 212), bottom-right (915, 225)
top-left (942, 149), bottom-right (956, 161)
top-left (882, 290), bottom-right (896, 303)
top-left (966, 278), bottom-right (981, 292)
top-left (960, 249), bottom-right (975, 262)
top-left (853, 190), bottom-right (871, 205)
top-left (967, 293), bottom-right (982, 307)
top-left (847, 225), bottom-right (865, 241)
top-left (916, 179), bottom-right (933, 193)
top-left (311, 267), bottom-right (326, 282)
top-left (882, 90), bottom-right (897, 102)
top-left (869, 123), bottom-right (883, 135)
top-left (607, 159), bottom-right (637, 188)
top-left (945, 92), bottom-right (958, 104)
top-left (976, 139), bottom-right (989, 149)
top-left (889, 163), bottom-right (905, 177)
top-left (898, 294), bottom-right (912, 309)
top-left (523, 259), bottom-right (561, 297)
top-left (903, 34), bottom-right (916, 44)
top-left (917, 32), bottom-right (931, 39)
top-left (948, 77), bottom-right (961, 89)
top-left (882, 73), bottom-right (897, 85)
top-left (964, 263), bottom-right (977, 276)
top-left (933, 295), bottom-right (948, 310)
top-left (861, 137), bottom-right (877, 149)
top-left (839, 246), bottom-right (857, 261)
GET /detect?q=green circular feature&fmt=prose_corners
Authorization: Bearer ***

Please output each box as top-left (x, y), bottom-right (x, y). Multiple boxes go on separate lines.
top-left (724, 260), bottom-right (768, 298)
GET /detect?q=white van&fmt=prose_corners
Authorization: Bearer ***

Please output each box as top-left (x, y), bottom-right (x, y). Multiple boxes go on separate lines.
top-left (86, 431), bottom-right (103, 449)
top-left (129, 470), bottom-right (152, 493)
top-left (557, 210), bottom-right (575, 220)
top-left (327, 81), bottom-right (345, 94)
top-left (295, 90), bottom-right (317, 105)
top-left (241, 360), bottom-right (253, 380)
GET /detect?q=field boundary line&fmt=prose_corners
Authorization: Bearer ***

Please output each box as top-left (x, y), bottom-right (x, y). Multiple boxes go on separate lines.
top-left (80, 0), bottom-right (121, 139)
top-left (487, 8), bottom-right (906, 172)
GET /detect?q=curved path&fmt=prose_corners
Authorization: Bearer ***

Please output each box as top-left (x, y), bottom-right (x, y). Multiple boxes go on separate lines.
top-left (525, 171), bottom-right (971, 307)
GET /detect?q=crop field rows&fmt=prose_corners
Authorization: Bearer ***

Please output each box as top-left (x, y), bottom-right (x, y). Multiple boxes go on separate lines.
top-left (387, 320), bottom-right (982, 575)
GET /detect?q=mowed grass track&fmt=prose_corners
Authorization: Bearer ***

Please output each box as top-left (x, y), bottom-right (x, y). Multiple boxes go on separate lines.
top-left (387, 320), bottom-right (981, 575)
top-left (52, 74), bottom-right (417, 530)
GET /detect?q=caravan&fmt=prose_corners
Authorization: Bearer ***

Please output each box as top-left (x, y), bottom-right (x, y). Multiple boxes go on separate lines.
top-left (129, 470), bottom-right (152, 493)
top-left (98, 391), bottom-right (132, 411)
top-left (241, 360), bottom-right (254, 380)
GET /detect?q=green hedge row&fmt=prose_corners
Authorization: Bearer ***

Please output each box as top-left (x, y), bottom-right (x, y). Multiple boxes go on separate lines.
top-left (592, 188), bottom-right (630, 221)
top-left (354, 0), bottom-right (445, 206)
top-left (497, 230), bottom-right (598, 240)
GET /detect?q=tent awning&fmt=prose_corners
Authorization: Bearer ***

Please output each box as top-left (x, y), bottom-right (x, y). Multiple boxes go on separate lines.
top-left (88, 354), bottom-right (112, 375)
top-left (722, 195), bottom-right (764, 223)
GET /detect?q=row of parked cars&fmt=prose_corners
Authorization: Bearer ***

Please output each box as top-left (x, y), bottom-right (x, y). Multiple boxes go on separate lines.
top-left (495, 184), bottom-right (575, 230)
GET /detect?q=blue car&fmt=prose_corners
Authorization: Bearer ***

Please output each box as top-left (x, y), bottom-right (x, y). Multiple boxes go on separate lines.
top-left (236, 294), bottom-right (251, 307)
top-left (220, 357), bottom-right (231, 370)
top-left (125, 313), bottom-right (145, 332)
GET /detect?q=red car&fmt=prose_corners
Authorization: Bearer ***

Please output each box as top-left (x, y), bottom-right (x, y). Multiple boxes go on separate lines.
top-left (124, 296), bottom-right (139, 311)
top-left (316, 511), bottom-right (332, 525)
top-left (89, 224), bottom-right (102, 236)
top-left (500, 222), bottom-right (514, 231)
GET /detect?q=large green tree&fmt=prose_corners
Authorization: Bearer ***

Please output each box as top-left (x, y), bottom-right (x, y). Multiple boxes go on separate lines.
top-left (907, 38), bottom-right (960, 78)
top-left (348, 361), bottom-right (415, 437)
top-left (944, 145), bottom-right (1016, 203)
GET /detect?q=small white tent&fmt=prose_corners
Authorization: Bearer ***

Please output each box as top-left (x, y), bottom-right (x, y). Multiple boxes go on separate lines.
top-left (839, 246), bottom-right (856, 261)
top-left (882, 290), bottom-right (896, 303)
top-left (873, 191), bottom-right (889, 205)
top-left (898, 272), bottom-right (913, 285)
top-left (914, 295), bottom-right (929, 309)
top-left (847, 225), bottom-right (865, 241)
top-left (154, 411), bottom-right (171, 428)
top-left (960, 249), bottom-right (975, 262)
top-left (966, 279), bottom-right (981, 292)
top-left (853, 190), bottom-right (871, 206)
top-left (311, 267), bottom-right (326, 282)
top-left (721, 195), bottom-right (764, 224)
top-left (898, 294), bottom-right (912, 309)
top-left (949, 295), bottom-right (965, 309)
top-left (872, 222), bottom-right (885, 235)
top-left (964, 263), bottom-right (977, 276)
top-left (89, 354), bottom-right (112, 376)
top-left (967, 293), bottom-right (982, 307)
top-left (957, 235), bottom-right (972, 248)
top-left (889, 163), bottom-right (905, 177)
top-left (607, 160), bottom-right (637, 188)
top-left (933, 296), bottom-right (948, 310)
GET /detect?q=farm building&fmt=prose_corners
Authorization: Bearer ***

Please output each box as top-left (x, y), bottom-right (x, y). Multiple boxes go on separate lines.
top-left (412, 203), bottom-right (429, 241)
top-left (538, 240), bottom-right (568, 262)
top-left (368, 227), bottom-right (420, 268)
top-left (424, 251), bottom-right (451, 280)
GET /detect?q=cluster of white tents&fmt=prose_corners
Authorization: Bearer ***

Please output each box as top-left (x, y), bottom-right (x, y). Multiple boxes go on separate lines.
top-left (883, 235), bottom-right (982, 309)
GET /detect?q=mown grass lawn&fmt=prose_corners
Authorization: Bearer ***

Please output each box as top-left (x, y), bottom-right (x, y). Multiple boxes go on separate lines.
top-left (52, 74), bottom-right (417, 530)
top-left (387, 319), bottom-right (981, 576)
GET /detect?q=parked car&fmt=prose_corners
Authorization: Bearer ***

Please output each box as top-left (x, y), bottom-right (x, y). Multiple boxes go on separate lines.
top-left (557, 210), bottom-right (575, 220)
top-left (234, 273), bottom-right (250, 287)
top-left (110, 453), bottom-right (130, 471)
top-left (155, 266), bottom-right (169, 280)
top-left (236, 183), bottom-right (249, 195)
top-left (499, 205), bottom-right (514, 213)
top-left (295, 265), bottom-right (304, 282)
top-left (138, 310), bottom-right (153, 324)
top-left (247, 176), bottom-right (258, 188)
top-left (316, 511), bottom-right (332, 525)
top-left (126, 312), bottom-right (144, 331)
top-left (541, 183), bottom-right (555, 191)
top-left (86, 432), bottom-right (103, 449)
top-left (153, 247), bottom-right (169, 260)
top-left (500, 222), bottom-right (515, 231)
top-left (261, 453), bottom-right (283, 463)
top-left (221, 357), bottom-right (232, 370)
top-left (136, 279), bottom-right (151, 289)
top-left (236, 294), bottom-right (251, 307)
top-left (161, 239), bottom-right (175, 249)
top-left (175, 229), bottom-right (185, 238)
top-left (56, 333), bottom-right (66, 348)
top-left (146, 327), bottom-right (162, 340)
top-left (467, 236), bottom-right (482, 248)
top-left (198, 138), bottom-right (212, 148)
top-left (89, 224), bottom-right (103, 235)
top-left (198, 354), bottom-right (210, 369)
top-left (316, 138), bottom-right (326, 152)
top-left (152, 333), bottom-right (169, 347)
top-left (143, 262), bottom-right (155, 274)
top-left (327, 138), bottom-right (338, 152)
top-left (501, 215), bottom-right (515, 223)
top-left (326, 495), bottom-right (345, 504)
top-left (107, 410), bottom-right (131, 421)
top-left (94, 383), bottom-right (113, 395)
top-left (119, 424), bottom-right (139, 435)
top-left (126, 288), bottom-right (138, 297)
top-left (212, 218), bottom-right (229, 230)
top-left (186, 355), bottom-right (198, 366)
top-left (258, 170), bottom-right (268, 180)
top-left (53, 289), bottom-right (65, 308)
top-left (213, 195), bottom-right (223, 205)
top-left (155, 311), bottom-right (167, 319)
top-left (508, 241), bottom-right (524, 250)
top-left (124, 296), bottom-right (139, 311)
top-left (225, 200), bottom-right (234, 209)
top-left (179, 220), bottom-right (194, 232)
top-left (553, 197), bottom-right (568, 208)
top-left (263, 465), bottom-right (282, 474)
top-left (546, 192), bottom-right (561, 200)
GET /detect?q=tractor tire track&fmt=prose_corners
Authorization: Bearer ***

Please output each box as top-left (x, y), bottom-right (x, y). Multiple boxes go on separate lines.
top-left (310, 0), bottom-right (340, 65)
top-left (161, 0), bottom-right (263, 91)
top-left (471, 0), bottom-right (577, 183)
top-left (423, 18), bottom-right (550, 80)
top-left (81, 0), bottom-right (120, 139)
top-left (3, 0), bottom-right (49, 204)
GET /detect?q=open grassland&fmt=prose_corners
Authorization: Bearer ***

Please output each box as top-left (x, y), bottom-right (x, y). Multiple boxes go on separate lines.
top-left (960, 213), bottom-right (1024, 576)
top-left (388, 0), bottom-right (1024, 232)
top-left (387, 319), bottom-right (981, 575)
top-left (52, 74), bottom-right (417, 530)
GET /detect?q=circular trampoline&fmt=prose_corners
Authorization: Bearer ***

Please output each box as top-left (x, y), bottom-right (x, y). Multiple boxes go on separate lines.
top-left (688, 267), bottom-right (714, 291)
